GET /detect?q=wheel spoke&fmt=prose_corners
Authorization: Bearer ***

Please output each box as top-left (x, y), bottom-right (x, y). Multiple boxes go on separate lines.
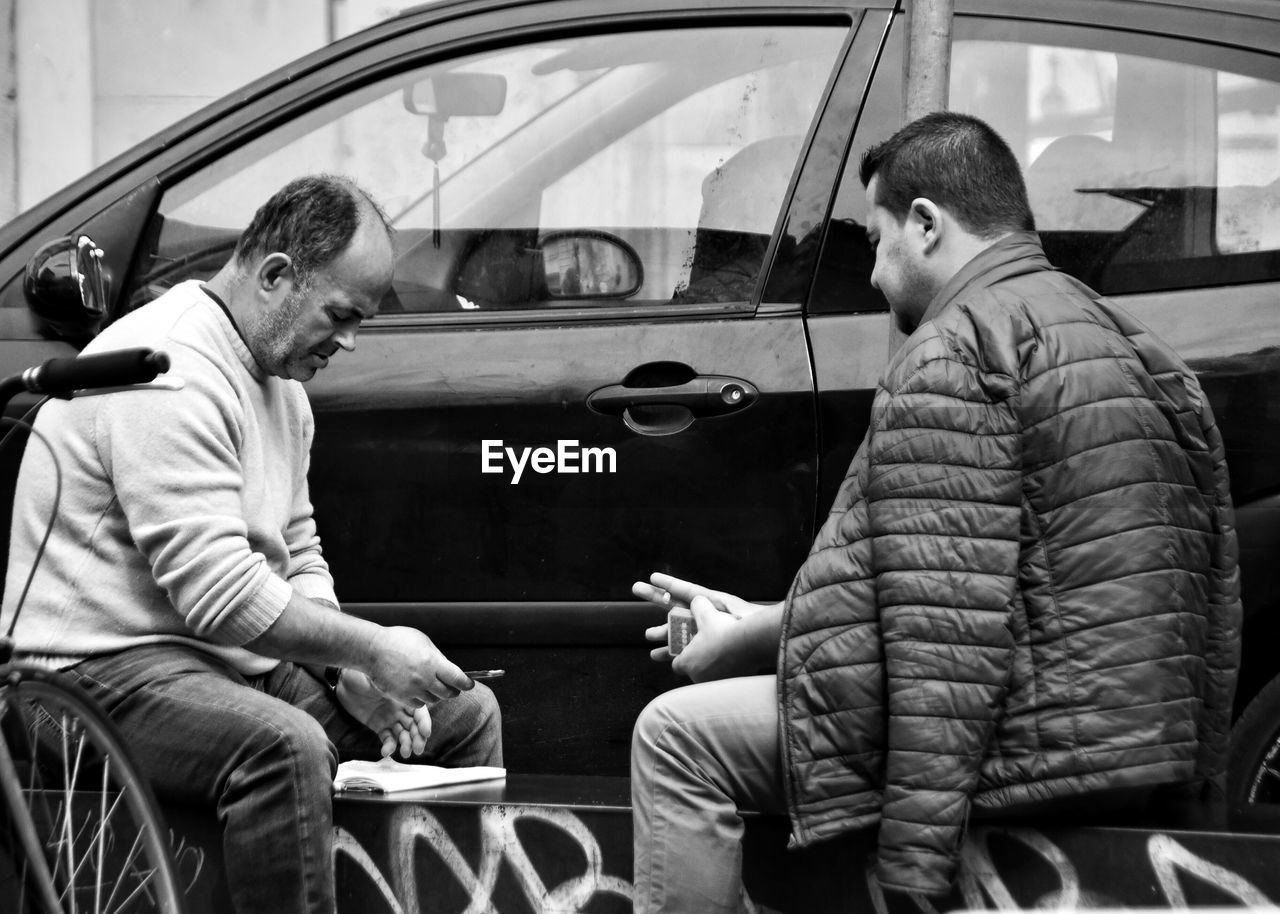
top-left (101, 826), bottom-right (149, 914)
top-left (16, 703), bottom-right (59, 842)
top-left (68, 788), bottom-right (128, 899)
top-left (59, 710), bottom-right (81, 914)
top-left (95, 756), bottom-right (109, 914)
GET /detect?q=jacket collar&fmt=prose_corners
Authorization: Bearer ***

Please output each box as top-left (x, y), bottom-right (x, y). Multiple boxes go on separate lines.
top-left (918, 230), bottom-right (1051, 326)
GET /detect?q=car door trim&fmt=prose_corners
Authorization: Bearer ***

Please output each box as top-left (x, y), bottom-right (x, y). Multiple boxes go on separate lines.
top-left (347, 601), bottom-right (670, 646)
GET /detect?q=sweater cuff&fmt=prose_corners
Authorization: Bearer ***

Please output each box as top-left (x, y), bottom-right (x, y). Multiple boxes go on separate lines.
top-left (288, 571), bottom-right (338, 608)
top-left (221, 573), bottom-right (293, 645)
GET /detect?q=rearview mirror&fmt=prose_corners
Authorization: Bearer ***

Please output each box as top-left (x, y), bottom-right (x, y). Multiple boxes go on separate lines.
top-left (23, 234), bottom-right (108, 346)
top-left (403, 73), bottom-right (507, 117)
top-left (540, 231), bottom-right (643, 300)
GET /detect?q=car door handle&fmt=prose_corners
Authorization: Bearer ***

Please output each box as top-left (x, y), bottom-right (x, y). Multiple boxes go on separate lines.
top-left (587, 376), bottom-right (758, 417)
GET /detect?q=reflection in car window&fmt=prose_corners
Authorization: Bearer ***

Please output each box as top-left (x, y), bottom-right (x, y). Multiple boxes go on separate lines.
top-left (960, 29), bottom-right (1280, 295)
top-left (130, 25), bottom-right (845, 316)
top-left (812, 16), bottom-right (1280, 310)
top-left (1217, 72), bottom-right (1280, 255)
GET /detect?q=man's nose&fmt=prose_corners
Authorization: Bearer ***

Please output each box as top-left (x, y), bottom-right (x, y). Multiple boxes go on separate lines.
top-left (334, 326), bottom-right (358, 351)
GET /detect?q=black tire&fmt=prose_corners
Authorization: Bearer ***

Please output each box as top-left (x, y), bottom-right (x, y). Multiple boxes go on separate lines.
top-left (0, 663), bottom-right (186, 913)
top-left (1228, 671), bottom-right (1280, 809)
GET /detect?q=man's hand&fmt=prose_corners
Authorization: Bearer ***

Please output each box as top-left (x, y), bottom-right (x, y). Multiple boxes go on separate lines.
top-left (247, 597), bottom-right (475, 726)
top-left (667, 595), bottom-right (749, 682)
top-left (635, 572), bottom-right (763, 656)
top-left (634, 572), bottom-right (782, 683)
top-left (364, 626), bottom-right (474, 709)
top-left (335, 669), bottom-right (432, 759)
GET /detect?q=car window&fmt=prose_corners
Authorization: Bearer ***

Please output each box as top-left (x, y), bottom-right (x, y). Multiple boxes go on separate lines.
top-left (127, 25), bottom-right (845, 316)
top-left (812, 15), bottom-right (1280, 310)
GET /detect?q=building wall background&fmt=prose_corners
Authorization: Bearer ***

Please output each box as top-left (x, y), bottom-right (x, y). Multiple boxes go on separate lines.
top-left (0, 0), bottom-right (423, 223)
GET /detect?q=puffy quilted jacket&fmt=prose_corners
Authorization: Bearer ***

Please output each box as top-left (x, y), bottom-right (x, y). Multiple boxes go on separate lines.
top-left (777, 232), bottom-right (1241, 895)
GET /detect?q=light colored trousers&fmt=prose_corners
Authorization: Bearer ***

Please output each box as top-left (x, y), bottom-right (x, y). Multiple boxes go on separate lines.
top-left (631, 674), bottom-right (787, 914)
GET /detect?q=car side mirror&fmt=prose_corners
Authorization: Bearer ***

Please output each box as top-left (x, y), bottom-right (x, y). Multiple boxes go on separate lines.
top-left (402, 73), bottom-right (507, 117)
top-left (540, 231), bottom-right (643, 300)
top-left (23, 234), bottom-right (108, 346)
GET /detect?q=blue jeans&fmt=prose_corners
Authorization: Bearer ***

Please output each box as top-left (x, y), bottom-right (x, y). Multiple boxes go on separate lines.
top-left (631, 675), bottom-right (785, 914)
top-left (66, 643), bottom-right (502, 914)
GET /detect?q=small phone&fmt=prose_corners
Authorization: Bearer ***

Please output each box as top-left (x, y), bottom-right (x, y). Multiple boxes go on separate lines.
top-left (667, 608), bottom-right (697, 656)
top-left (464, 669), bottom-right (506, 681)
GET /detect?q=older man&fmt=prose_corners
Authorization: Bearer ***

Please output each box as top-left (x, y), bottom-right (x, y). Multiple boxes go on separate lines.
top-left (630, 112), bottom-right (1239, 911)
top-left (4, 174), bottom-right (501, 914)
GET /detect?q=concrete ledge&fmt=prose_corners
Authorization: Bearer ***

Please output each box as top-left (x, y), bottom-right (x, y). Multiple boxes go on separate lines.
top-left (164, 779), bottom-right (1280, 914)
top-left (334, 775), bottom-right (633, 914)
top-left (163, 775), bottom-right (637, 914)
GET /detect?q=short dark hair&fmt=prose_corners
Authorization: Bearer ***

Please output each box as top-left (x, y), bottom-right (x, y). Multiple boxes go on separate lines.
top-left (234, 174), bottom-right (393, 281)
top-left (859, 112), bottom-right (1035, 236)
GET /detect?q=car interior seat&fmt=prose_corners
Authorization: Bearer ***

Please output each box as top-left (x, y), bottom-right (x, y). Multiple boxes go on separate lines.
top-left (678, 134), bottom-right (803, 302)
top-left (1025, 133), bottom-right (1150, 285)
top-left (1025, 134), bottom-right (1129, 232)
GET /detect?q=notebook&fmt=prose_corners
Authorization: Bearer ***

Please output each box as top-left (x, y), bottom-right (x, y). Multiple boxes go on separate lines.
top-left (333, 757), bottom-right (506, 793)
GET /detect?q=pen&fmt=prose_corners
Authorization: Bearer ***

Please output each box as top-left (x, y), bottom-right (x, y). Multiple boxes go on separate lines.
top-left (464, 669), bottom-right (506, 681)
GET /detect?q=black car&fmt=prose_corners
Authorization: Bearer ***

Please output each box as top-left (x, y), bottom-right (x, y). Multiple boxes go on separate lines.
top-left (4, 0), bottom-right (1280, 802)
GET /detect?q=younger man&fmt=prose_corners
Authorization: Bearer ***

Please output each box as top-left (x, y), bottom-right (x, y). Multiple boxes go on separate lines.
top-left (631, 113), bottom-right (1240, 911)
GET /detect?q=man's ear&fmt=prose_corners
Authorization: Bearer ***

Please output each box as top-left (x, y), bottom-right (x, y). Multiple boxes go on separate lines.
top-left (255, 253), bottom-right (296, 294)
top-left (908, 198), bottom-right (943, 254)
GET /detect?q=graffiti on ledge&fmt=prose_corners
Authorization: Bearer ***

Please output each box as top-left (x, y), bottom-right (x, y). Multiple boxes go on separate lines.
top-left (334, 808), bottom-right (1279, 914)
top-left (867, 827), bottom-right (1276, 913)
top-left (336, 803), bottom-right (633, 914)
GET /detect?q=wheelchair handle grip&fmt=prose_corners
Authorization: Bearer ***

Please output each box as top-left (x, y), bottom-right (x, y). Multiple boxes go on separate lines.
top-left (24, 348), bottom-right (170, 397)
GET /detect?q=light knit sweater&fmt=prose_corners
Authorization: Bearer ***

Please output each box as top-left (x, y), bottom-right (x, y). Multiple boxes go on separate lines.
top-left (2, 280), bottom-right (338, 674)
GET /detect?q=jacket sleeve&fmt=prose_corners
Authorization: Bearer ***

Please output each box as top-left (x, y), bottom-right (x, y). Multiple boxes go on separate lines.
top-left (1093, 295), bottom-right (1242, 796)
top-left (867, 341), bottom-right (1022, 895)
top-left (1196, 395), bottom-right (1243, 794)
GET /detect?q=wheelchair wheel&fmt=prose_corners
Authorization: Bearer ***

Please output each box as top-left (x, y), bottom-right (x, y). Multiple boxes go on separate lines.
top-left (0, 664), bottom-right (185, 913)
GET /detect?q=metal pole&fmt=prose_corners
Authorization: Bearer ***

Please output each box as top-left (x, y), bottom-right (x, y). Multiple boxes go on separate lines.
top-left (0, 0), bottom-right (16, 223)
top-left (888, 0), bottom-right (954, 357)
top-left (902, 0), bottom-right (954, 121)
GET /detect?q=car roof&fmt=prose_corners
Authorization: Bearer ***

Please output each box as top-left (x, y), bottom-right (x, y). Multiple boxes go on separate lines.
top-left (1111, 0), bottom-right (1280, 19)
top-left (384, 0), bottom-right (1280, 27)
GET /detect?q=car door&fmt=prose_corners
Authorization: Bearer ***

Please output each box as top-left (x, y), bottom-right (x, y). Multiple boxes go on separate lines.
top-left (0, 2), bottom-right (882, 775)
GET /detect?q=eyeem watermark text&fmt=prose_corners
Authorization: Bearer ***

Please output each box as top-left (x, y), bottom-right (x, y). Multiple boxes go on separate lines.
top-left (481, 439), bottom-right (617, 485)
